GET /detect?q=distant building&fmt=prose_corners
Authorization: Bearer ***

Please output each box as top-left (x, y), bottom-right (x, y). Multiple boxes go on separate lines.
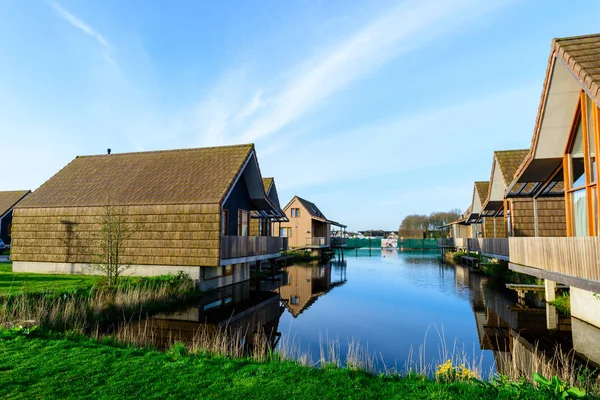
top-left (275, 196), bottom-right (345, 248)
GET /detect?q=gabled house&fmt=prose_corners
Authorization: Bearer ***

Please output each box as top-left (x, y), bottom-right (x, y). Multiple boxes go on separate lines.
top-left (464, 182), bottom-right (488, 238)
top-left (249, 178), bottom-right (287, 237)
top-left (504, 33), bottom-right (600, 328)
top-left (483, 150), bottom-right (565, 237)
top-left (11, 144), bottom-right (286, 290)
top-left (276, 196), bottom-right (346, 248)
top-left (0, 190), bottom-right (31, 245)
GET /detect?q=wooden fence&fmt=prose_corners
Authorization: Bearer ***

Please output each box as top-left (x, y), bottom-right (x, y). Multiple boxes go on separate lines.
top-left (221, 236), bottom-right (287, 260)
top-left (455, 238), bottom-right (467, 250)
top-left (306, 237), bottom-right (329, 247)
top-left (509, 237), bottom-right (600, 281)
top-left (437, 238), bottom-right (454, 247)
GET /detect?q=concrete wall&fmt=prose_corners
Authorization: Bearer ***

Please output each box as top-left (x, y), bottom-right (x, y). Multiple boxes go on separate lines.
top-left (12, 261), bottom-right (250, 291)
top-left (571, 287), bottom-right (600, 328)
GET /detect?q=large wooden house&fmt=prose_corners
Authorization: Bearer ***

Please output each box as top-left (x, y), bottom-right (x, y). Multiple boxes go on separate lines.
top-left (503, 34), bottom-right (600, 328)
top-left (11, 144), bottom-right (286, 290)
top-left (275, 196), bottom-right (345, 248)
top-left (0, 190), bottom-right (30, 245)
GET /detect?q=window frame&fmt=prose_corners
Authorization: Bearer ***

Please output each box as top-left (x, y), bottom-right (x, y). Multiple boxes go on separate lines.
top-left (564, 92), bottom-right (600, 236)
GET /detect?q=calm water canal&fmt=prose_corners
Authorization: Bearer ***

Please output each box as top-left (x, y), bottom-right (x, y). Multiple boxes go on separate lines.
top-left (145, 249), bottom-right (600, 376)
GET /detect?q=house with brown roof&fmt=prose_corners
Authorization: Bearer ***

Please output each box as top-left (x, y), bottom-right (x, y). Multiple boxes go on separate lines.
top-left (501, 33), bottom-right (600, 328)
top-left (11, 144), bottom-right (286, 290)
top-left (0, 190), bottom-right (31, 245)
top-left (482, 150), bottom-right (565, 238)
top-left (275, 196), bottom-right (346, 248)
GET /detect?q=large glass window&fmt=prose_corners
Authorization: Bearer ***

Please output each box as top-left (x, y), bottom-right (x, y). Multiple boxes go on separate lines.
top-left (238, 210), bottom-right (249, 236)
top-left (587, 97), bottom-right (597, 183)
top-left (566, 94), bottom-right (599, 237)
top-left (570, 119), bottom-right (586, 188)
top-left (572, 189), bottom-right (588, 237)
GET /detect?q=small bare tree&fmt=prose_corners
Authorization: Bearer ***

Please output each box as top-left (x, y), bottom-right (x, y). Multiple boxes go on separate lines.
top-left (91, 205), bottom-right (132, 285)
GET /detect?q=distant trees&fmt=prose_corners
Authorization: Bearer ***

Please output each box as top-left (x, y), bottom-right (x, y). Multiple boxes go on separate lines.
top-left (398, 209), bottom-right (461, 239)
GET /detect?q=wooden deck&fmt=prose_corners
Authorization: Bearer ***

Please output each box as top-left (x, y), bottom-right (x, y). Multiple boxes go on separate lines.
top-left (509, 237), bottom-right (600, 282)
top-left (470, 238), bottom-right (509, 260)
top-left (220, 236), bottom-right (288, 260)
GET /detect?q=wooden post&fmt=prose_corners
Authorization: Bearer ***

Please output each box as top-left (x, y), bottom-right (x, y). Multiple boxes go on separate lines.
top-left (546, 304), bottom-right (558, 330)
top-left (545, 279), bottom-right (557, 302)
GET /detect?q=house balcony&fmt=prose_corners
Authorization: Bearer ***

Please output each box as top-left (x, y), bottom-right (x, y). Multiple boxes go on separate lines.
top-left (305, 237), bottom-right (330, 248)
top-left (220, 236), bottom-right (288, 265)
top-left (467, 238), bottom-right (509, 260)
top-left (437, 238), bottom-right (455, 247)
top-left (508, 237), bottom-right (600, 291)
top-left (331, 237), bottom-right (346, 248)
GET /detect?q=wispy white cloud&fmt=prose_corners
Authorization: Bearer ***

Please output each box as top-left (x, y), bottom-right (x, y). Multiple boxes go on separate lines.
top-left (46, 0), bottom-right (115, 65)
top-left (187, 0), bottom-right (512, 147)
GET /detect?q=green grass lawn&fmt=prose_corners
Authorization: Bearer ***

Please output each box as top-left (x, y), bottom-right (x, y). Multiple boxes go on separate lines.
top-left (0, 262), bottom-right (102, 295)
top-left (0, 334), bottom-right (550, 400)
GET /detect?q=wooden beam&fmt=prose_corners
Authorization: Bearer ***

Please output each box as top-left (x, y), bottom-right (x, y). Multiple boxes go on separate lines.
top-left (509, 262), bottom-right (600, 293)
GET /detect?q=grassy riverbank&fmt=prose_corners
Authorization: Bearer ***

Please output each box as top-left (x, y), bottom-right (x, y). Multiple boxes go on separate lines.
top-left (0, 261), bottom-right (102, 295)
top-left (0, 332), bottom-right (553, 400)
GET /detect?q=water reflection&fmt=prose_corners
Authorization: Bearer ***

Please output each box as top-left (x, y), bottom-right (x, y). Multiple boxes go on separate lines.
top-left (122, 280), bottom-right (284, 353)
top-left (278, 262), bottom-right (347, 317)
top-left (112, 250), bottom-right (600, 375)
top-left (456, 264), bottom-right (600, 376)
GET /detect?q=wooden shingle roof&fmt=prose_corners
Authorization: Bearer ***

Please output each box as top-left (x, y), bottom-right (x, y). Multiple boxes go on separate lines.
top-left (0, 191), bottom-right (30, 217)
top-left (495, 150), bottom-right (529, 186)
top-left (474, 182), bottom-right (489, 204)
top-left (554, 34), bottom-right (600, 103)
top-left (18, 144), bottom-right (254, 208)
top-left (262, 177), bottom-right (274, 194)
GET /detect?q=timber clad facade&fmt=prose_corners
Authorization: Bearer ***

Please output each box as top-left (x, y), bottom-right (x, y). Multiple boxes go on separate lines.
top-left (12, 204), bottom-right (221, 267)
top-left (11, 144), bottom-right (285, 289)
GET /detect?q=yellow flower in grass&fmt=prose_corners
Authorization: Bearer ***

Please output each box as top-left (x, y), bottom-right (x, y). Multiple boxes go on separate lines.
top-left (435, 360), bottom-right (479, 381)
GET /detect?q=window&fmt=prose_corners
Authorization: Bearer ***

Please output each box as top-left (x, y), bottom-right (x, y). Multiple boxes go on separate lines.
top-left (565, 93), bottom-right (600, 236)
top-left (221, 210), bottom-right (229, 236)
top-left (238, 210), bottom-right (249, 236)
top-left (223, 264), bottom-right (234, 276)
top-left (291, 208), bottom-right (300, 217)
top-left (570, 119), bottom-right (586, 189)
top-left (290, 296), bottom-right (299, 305)
top-left (202, 265), bottom-right (235, 280)
top-left (280, 227), bottom-right (291, 238)
top-left (7, 224), bottom-right (11, 237)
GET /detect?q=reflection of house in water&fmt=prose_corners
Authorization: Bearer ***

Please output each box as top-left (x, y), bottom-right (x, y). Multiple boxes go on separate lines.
top-left (126, 281), bottom-right (283, 352)
top-left (279, 262), bottom-right (347, 317)
top-left (462, 266), bottom-right (600, 376)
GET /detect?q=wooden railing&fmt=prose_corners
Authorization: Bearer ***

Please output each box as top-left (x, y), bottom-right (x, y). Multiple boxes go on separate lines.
top-left (221, 236), bottom-right (288, 260)
top-left (306, 237), bottom-right (329, 247)
top-left (509, 237), bottom-right (600, 281)
top-left (467, 238), bottom-right (481, 252)
top-left (331, 237), bottom-right (346, 247)
top-left (437, 238), bottom-right (455, 247)
top-left (455, 238), bottom-right (467, 250)
top-left (481, 238), bottom-right (509, 258)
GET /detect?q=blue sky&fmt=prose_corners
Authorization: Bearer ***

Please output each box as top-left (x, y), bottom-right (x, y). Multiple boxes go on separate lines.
top-left (2, 0), bottom-right (599, 231)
